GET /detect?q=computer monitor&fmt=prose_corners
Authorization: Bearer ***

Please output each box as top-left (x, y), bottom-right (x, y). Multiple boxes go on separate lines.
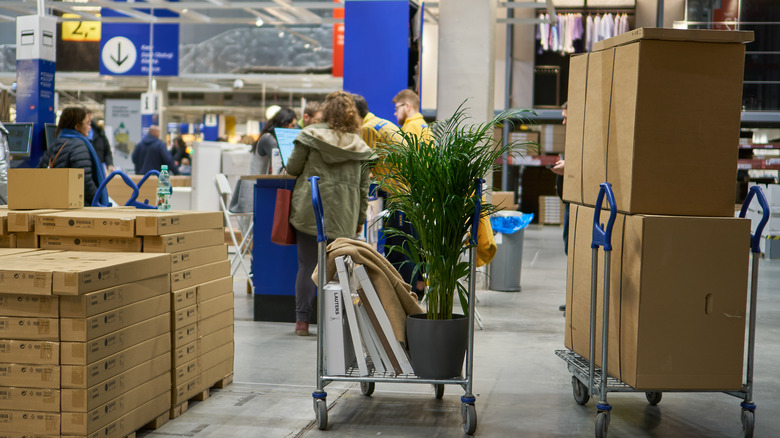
top-left (44, 123), bottom-right (58, 151)
top-left (274, 127), bottom-right (301, 168)
top-left (4, 122), bottom-right (34, 156)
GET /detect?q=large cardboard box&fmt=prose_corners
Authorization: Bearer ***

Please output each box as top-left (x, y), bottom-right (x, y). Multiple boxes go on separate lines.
top-left (14, 232), bottom-right (38, 248)
top-left (60, 294), bottom-right (170, 342)
top-left (7, 209), bottom-right (61, 232)
top-left (174, 323), bottom-right (198, 347)
top-left (0, 410), bottom-right (59, 434)
top-left (172, 286), bottom-right (197, 311)
top-left (77, 391), bottom-right (170, 438)
top-left (173, 341), bottom-right (198, 368)
top-left (565, 204), bottom-right (751, 390)
top-left (61, 353), bottom-right (170, 412)
top-left (0, 388), bottom-right (59, 412)
top-left (198, 326), bottom-right (234, 356)
top-left (172, 376), bottom-right (202, 405)
top-left (198, 293), bottom-right (233, 321)
top-left (59, 275), bottom-right (170, 318)
top-left (134, 211), bottom-right (223, 236)
top-left (198, 342), bottom-right (233, 374)
top-left (49, 252), bottom-right (171, 295)
top-left (0, 294), bottom-right (58, 317)
top-left (563, 28), bottom-right (753, 216)
top-left (171, 260), bottom-right (230, 291)
top-left (142, 229), bottom-right (225, 253)
top-left (0, 317), bottom-right (59, 340)
top-left (8, 169), bottom-right (84, 210)
top-left (0, 340), bottom-right (58, 365)
top-left (200, 358), bottom-right (233, 390)
top-left (199, 310), bottom-right (233, 337)
top-left (197, 276), bottom-right (233, 303)
top-left (173, 304), bottom-right (198, 329)
top-left (170, 244), bottom-right (228, 271)
top-left (173, 359), bottom-right (198, 386)
top-left (0, 364), bottom-right (60, 388)
top-left (36, 210), bottom-right (135, 238)
top-left (39, 235), bottom-right (142, 252)
top-left (491, 191), bottom-right (518, 212)
top-left (60, 372), bottom-right (171, 435)
top-left (61, 333), bottom-right (170, 388)
top-left (60, 314), bottom-right (170, 365)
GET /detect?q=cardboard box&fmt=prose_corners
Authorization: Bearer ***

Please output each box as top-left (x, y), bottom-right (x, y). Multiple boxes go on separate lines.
top-left (77, 391), bottom-right (169, 438)
top-left (61, 353), bottom-right (170, 412)
top-left (0, 388), bottom-right (59, 412)
top-left (0, 364), bottom-right (59, 388)
top-left (564, 29), bottom-right (752, 216)
top-left (60, 314), bottom-right (170, 365)
top-left (0, 250), bottom-right (62, 295)
top-left (173, 341), bottom-right (198, 368)
top-left (8, 168), bottom-right (84, 210)
top-left (50, 252), bottom-right (171, 295)
top-left (0, 341), bottom-right (58, 365)
top-left (7, 209), bottom-right (61, 232)
top-left (134, 211), bottom-right (223, 236)
top-left (0, 210), bottom-right (8, 235)
top-left (39, 235), bottom-right (142, 252)
top-left (173, 323), bottom-right (198, 348)
top-left (565, 204), bottom-right (751, 390)
top-left (173, 359), bottom-right (198, 386)
top-left (59, 275), bottom-right (169, 318)
top-left (0, 235), bottom-right (15, 248)
top-left (592, 27), bottom-right (755, 51)
top-left (198, 325), bottom-right (233, 356)
top-left (142, 229), bottom-right (225, 253)
top-left (538, 124), bottom-right (565, 154)
top-left (198, 310), bottom-right (233, 337)
top-left (199, 342), bottom-right (233, 371)
top-left (60, 294), bottom-right (170, 342)
top-left (171, 260), bottom-right (230, 291)
top-left (200, 358), bottom-right (233, 390)
top-left (60, 372), bottom-right (171, 435)
top-left (198, 293), bottom-right (233, 321)
top-left (0, 317), bottom-right (59, 341)
top-left (197, 276), bottom-right (233, 303)
top-left (172, 375), bottom-right (202, 405)
top-left (170, 244), bottom-right (228, 271)
top-left (61, 333), bottom-right (170, 389)
top-left (0, 410), bottom-right (59, 434)
top-left (172, 286), bottom-right (197, 311)
top-left (0, 294), bottom-right (58, 317)
top-left (538, 196), bottom-right (565, 225)
top-left (491, 191), bottom-right (518, 212)
top-left (36, 210), bottom-right (135, 238)
top-left (172, 304), bottom-right (198, 329)
top-left (14, 232), bottom-right (38, 249)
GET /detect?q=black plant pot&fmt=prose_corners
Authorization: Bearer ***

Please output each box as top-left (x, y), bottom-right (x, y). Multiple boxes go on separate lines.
top-left (406, 313), bottom-right (469, 379)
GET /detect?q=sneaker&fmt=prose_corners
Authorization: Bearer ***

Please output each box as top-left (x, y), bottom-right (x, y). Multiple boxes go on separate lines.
top-left (559, 304), bottom-right (566, 312)
top-left (295, 321), bottom-right (309, 336)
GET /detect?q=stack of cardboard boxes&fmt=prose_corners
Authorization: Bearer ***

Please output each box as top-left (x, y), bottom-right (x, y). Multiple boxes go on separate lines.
top-left (0, 249), bottom-right (172, 437)
top-left (32, 208), bottom-right (234, 417)
top-left (562, 28), bottom-right (755, 390)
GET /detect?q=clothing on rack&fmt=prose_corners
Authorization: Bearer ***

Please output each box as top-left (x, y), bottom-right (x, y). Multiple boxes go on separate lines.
top-left (536, 11), bottom-right (632, 54)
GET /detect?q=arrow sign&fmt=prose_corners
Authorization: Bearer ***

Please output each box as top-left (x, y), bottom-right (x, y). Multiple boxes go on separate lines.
top-left (101, 36), bottom-right (136, 74)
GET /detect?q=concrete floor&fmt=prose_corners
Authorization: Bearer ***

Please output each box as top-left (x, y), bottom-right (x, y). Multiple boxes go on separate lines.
top-left (141, 225), bottom-right (780, 438)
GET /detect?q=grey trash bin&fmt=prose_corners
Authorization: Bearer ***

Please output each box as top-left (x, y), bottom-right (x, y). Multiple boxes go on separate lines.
top-left (489, 213), bottom-right (525, 292)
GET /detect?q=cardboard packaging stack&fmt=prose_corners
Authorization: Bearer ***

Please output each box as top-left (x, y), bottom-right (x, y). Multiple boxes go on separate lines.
top-left (0, 208), bottom-right (60, 249)
top-left (33, 209), bottom-right (235, 416)
top-left (0, 249), bottom-right (172, 437)
top-left (538, 196), bottom-right (565, 225)
top-left (562, 28), bottom-right (755, 391)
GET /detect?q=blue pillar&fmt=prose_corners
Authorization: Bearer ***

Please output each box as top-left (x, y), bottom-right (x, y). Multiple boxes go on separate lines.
top-left (343, 1), bottom-right (409, 122)
top-left (15, 15), bottom-right (57, 168)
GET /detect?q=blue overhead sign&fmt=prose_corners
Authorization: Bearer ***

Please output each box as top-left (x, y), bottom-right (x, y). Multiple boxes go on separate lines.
top-left (99, 1), bottom-right (179, 76)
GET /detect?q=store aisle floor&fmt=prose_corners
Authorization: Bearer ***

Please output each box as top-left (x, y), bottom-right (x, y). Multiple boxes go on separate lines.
top-left (141, 225), bottom-right (780, 438)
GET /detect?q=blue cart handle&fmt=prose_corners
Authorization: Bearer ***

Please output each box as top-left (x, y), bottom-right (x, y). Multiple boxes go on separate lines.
top-left (470, 178), bottom-right (484, 246)
top-left (127, 170), bottom-right (161, 209)
top-left (308, 176), bottom-right (327, 242)
top-left (739, 185), bottom-right (770, 254)
top-left (592, 182), bottom-right (617, 251)
top-left (91, 170), bottom-right (160, 209)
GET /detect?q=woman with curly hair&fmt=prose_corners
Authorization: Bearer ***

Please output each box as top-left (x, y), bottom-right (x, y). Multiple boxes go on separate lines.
top-left (286, 90), bottom-right (373, 336)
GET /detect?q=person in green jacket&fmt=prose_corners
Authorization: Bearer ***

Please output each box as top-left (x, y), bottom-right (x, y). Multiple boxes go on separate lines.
top-left (286, 90), bottom-right (373, 336)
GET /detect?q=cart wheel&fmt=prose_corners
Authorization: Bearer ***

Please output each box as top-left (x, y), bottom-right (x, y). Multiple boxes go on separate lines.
top-left (645, 391), bottom-right (662, 406)
top-left (461, 403), bottom-right (477, 435)
top-left (360, 381), bottom-right (375, 397)
top-left (595, 411), bottom-right (610, 438)
top-left (314, 398), bottom-right (328, 430)
top-left (434, 384), bottom-right (444, 399)
top-left (741, 409), bottom-right (755, 438)
top-left (572, 376), bottom-right (589, 406)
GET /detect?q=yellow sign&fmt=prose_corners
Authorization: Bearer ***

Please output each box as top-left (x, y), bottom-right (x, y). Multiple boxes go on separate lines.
top-left (62, 14), bottom-right (101, 42)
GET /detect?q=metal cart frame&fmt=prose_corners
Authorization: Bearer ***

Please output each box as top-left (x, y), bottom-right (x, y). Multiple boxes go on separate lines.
top-left (556, 183), bottom-right (771, 438)
top-left (308, 176), bottom-right (483, 435)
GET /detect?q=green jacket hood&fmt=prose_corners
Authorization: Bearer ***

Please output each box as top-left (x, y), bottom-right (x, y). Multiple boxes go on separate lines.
top-left (296, 124), bottom-right (373, 164)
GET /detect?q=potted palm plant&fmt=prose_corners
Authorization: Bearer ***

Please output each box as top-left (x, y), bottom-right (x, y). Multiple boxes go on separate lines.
top-left (375, 104), bottom-right (535, 378)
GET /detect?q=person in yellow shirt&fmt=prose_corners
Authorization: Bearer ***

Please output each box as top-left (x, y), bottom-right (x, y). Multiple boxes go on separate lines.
top-left (392, 89), bottom-right (430, 142)
top-left (351, 94), bottom-right (401, 151)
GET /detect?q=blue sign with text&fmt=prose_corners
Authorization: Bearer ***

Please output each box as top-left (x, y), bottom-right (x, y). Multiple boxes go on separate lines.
top-left (99, 2), bottom-right (179, 76)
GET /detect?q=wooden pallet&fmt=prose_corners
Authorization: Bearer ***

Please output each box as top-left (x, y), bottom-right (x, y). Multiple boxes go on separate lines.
top-left (170, 373), bottom-right (233, 419)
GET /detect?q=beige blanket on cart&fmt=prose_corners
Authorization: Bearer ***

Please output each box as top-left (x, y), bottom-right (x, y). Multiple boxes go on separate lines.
top-left (312, 238), bottom-right (424, 344)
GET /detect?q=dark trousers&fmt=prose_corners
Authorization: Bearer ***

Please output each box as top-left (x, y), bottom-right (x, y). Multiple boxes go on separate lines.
top-left (563, 202), bottom-right (570, 256)
top-left (294, 229), bottom-right (319, 323)
top-left (384, 210), bottom-right (422, 293)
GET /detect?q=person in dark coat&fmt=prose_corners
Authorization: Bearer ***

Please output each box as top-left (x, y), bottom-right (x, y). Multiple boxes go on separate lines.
top-left (37, 106), bottom-right (108, 206)
top-left (131, 125), bottom-right (180, 175)
top-left (88, 119), bottom-right (114, 172)
top-left (169, 136), bottom-right (190, 166)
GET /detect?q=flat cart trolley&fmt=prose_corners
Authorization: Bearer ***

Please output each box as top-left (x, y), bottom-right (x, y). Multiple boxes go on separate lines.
top-left (555, 183), bottom-right (771, 438)
top-left (308, 176), bottom-right (482, 435)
